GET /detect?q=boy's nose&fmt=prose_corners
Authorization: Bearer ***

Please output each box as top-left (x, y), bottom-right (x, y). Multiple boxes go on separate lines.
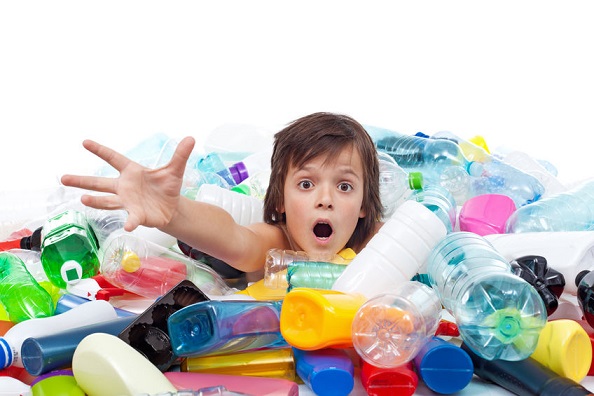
top-left (316, 186), bottom-right (334, 209)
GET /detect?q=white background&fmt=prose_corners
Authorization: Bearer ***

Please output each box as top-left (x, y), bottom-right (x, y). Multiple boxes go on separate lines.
top-left (1, 2), bottom-right (593, 394)
top-left (1, 1), bottom-right (593, 193)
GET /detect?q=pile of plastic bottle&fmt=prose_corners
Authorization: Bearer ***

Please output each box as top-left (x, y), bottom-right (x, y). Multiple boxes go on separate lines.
top-left (1, 124), bottom-right (594, 396)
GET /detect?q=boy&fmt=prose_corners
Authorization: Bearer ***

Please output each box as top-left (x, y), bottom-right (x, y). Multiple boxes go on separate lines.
top-left (61, 112), bottom-right (384, 276)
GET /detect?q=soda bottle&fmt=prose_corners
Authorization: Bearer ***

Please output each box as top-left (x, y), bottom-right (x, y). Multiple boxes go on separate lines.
top-left (426, 232), bottom-right (547, 361)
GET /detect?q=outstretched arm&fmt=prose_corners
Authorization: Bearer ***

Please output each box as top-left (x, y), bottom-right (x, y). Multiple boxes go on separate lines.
top-left (61, 137), bottom-right (287, 272)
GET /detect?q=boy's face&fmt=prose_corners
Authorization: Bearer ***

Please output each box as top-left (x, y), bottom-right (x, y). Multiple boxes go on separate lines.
top-left (280, 145), bottom-right (366, 258)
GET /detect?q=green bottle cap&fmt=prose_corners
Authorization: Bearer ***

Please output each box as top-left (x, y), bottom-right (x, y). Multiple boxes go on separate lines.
top-left (231, 184), bottom-right (250, 195)
top-left (408, 172), bottom-right (424, 190)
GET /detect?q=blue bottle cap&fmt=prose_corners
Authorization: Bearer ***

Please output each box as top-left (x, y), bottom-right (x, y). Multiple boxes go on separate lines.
top-left (311, 367), bottom-right (355, 395)
top-left (0, 337), bottom-right (14, 369)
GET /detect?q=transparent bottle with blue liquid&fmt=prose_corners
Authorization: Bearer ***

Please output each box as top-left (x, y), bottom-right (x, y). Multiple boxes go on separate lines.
top-left (407, 183), bottom-right (457, 232)
top-left (426, 232), bottom-right (547, 361)
top-left (167, 299), bottom-right (287, 358)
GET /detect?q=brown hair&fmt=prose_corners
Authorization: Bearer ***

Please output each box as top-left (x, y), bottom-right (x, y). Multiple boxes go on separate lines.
top-left (263, 112), bottom-right (382, 249)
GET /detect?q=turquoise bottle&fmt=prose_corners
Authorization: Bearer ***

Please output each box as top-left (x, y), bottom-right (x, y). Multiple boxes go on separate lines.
top-left (0, 252), bottom-right (55, 323)
top-left (426, 232), bottom-right (547, 361)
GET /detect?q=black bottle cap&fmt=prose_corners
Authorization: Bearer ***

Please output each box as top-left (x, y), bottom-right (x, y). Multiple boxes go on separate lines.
top-left (20, 226), bottom-right (42, 251)
top-left (575, 269), bottom-right (592, 287)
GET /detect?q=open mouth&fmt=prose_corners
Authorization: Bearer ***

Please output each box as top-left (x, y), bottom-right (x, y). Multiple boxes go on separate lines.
top-left (313, 222), bottom-right (333, 239)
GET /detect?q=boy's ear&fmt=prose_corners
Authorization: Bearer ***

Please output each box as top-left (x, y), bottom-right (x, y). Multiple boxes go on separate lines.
top-left (359, 206), bottom-right (366, 218)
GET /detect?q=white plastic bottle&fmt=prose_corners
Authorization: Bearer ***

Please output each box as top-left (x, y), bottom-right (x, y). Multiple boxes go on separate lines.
top-left (194, 183), bottom-right (264, 226)
top-left (0, 299), bottom-right (118, 369)
top-left (332, 200), bottom-right (448, 299)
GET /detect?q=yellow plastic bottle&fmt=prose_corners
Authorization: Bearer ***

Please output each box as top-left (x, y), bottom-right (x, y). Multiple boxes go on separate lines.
top-left (280, 287), bottom-right (367, 350)
top-left (530, 319), bottom-right (592, 382)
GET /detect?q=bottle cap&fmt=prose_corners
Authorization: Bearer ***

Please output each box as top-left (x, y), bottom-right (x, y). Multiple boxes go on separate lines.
top-left (468, 135), bottom-right (490, 153)
top-left (459, 194), bottom-right (516, 235)
top-left (60, 260), bottom-right (83, 284)
top-left (575, 269), bottom-right (591, 287)
top-left (229, 161), bottom-right (249, 184)
top-left (408, 172), bottom-right (424, 190)
top-left (0, 337), bottom-right (13, 369)
top-left (530, 319), bottom-right (592, 382)
top-left (231, 184), bottom-right (251, 195)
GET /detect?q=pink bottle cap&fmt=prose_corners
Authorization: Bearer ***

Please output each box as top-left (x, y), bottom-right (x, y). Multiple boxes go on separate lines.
top-left (459, 194), bottom-right (516, 236)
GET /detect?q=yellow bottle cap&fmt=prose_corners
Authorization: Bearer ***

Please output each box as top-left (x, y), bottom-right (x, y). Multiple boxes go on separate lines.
top-left (530, 319), bottom-right (592, 382)
top-left (121, 251), bottom-right (142, 273)
top-left (468, 135), bottom-right (490, 154)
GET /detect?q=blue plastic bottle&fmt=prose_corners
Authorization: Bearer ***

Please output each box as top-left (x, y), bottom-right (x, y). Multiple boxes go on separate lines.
top-left (426, 232), bottom-right (547, 361)
top-left (506, 178), bottom-right (594, 233)
top-left (0, 251), bottom-right (55, 323)
top-left (293, 347), bottom-right (354, 396)
top-left (167, 300), bottom-right (287, 357)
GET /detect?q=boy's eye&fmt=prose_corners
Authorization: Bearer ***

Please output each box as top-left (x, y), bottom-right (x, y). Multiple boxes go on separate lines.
top-left (298, 180), bottom-right (313, 189)
top-left (338, 182), bottom-right (353, 192)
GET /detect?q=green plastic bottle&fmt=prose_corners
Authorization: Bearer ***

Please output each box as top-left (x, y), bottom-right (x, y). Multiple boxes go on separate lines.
top-left (40, 210), bottom-right (100, 289)
top-left (0, 252), bottom-right (55, 323)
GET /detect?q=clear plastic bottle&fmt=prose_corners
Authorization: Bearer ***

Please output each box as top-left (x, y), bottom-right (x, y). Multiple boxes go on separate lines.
top-left (40, 209), bottom-right (100, 289)
top-left (407, 184), bottom-right (457, 232)
top-left (506, 178), bottom-right (594, 233)
top-left (377, 151), bottom-right (423, 220)
top-left (426, 232), bottom-right (547, 361)
top-left (351, 281), bottom-right (442, 368)
top-left (0, 251), bottom-right (55, 323)
top-left (499, 150), bottom-right (566, 198)
top-left (193, 183), bottom-right (264, 227)
top-left (264, 248), bottom-right (351, 291)
top-left (367, 125), bottom-right (544, 207)
top-left (332, 200), bottom-right (448, 299)
top-left (232, 169), bottom-right (271, 200)
top-left (167, 299), bottom-right (287, 357)
top-left (195, 152), bottom-right (238, 187)
top-left (100, 233), bottom-right (237, 299)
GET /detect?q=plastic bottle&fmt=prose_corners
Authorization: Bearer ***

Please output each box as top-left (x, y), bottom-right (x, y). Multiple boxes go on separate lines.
top-left (181, 347), bottom-right (295, 381)
top-left (193, 183), bottom-right (264, 226)
top-left (458, 193), bottom-right (516, 236)
top-left (40, 209), bottom-right (100, 289)
top-left (530, 319), bottom-right (592, 383)
top-left (576, 270), bottom-right (594, 329)
top-left (351, 281), bottom-right (442, 368)
top-left (332, 200), bottom-right (447, 299)
top-left (264, 248), bottom-right (352, 291)
top-left (506, 178), bottom-right (594, 233)
top-left (0, 299), bottom-right (118, 369)
top-left (168, 299), bottom-right (287, 358)
top-left (407, 183), bottom-right (457, 232)
top-left (232, 169), bottom-right (271, 200)
top-left (377, 151), bottom-right (423, 220)
top-left (20, 315), bottom-right (137, 376)
top-left (367, 125), bottom-right (544, 207)
top-left (196, 152), bottom-right (238, 187)
top-left (293, 347), bottom-right (354, 396)
top-left (280, 288), bottom-right (367, 350)
top-left (426, 232), bottom-right (547, 361)
top-left (71, 333), bottom-right (177, 396)
top-left (359, 360), bottom-right (418, 396)
top-left (412, 336), bottom-right (474, 394)
top-left (485, 231), bottom-right (594, 295)
top-left (0, 251), bottom-right (55, 323)
top-left (29, 369), bottom-right (85, 396)
top-left (100, 233), bottom-right (237, 299)
top-left (460, 342), bottom-right (593, 396)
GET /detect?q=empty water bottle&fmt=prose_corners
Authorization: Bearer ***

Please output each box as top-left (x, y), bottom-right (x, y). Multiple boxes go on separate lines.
top-left (426, 232), bottom-right (547, 361)
top-left (407, 184), bottom-right (457, 232)
top-left (377, 151), bottom-right (423, 220)
top-left (505, 178), bottom-right (594, 233)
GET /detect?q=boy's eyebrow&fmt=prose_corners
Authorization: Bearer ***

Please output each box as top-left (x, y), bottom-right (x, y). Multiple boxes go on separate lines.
top-left (297, 163), bottom-right (362, 180)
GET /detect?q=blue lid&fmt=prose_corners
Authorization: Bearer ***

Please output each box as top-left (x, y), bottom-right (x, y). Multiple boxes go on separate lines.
top-left (311, 367), bottom-right (355, 395)
top-left (417, 340), bottom-right (474, 394)
top-left (0, 337), bottom-right (14, 369)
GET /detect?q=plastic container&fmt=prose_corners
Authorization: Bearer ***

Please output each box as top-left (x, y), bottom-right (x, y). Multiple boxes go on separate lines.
top-left (332, 200), bottom-right (447, 299)
top-left (458, 193), bottom-right (516, 235)
top-left (506, 178), bottom-right (594, 233)
top-left (71, 333), bottom-right (177, 396)
top-left (576, 270), bottom-right (594, 329)
top-left (359, 360), bottom-right (418, 396)
top-left (485, 231), bottom-right (594, 295)
top-left (100, 232), bottom-right (236, 299)
top-left (530, 319), bottom-right (592, 382)
top-left (194, 183), bottom-right (264, 226)
top-left (29, 369), bottom-right (85, 396)
top-left (407, 184), bottom-right (457, 232)
top-left (195, 152), bottom-right (238, 187)
top-left (182, 347), bottom-right (295, 381)
top-left (280, 288), bottom-right (367, 350)
top-left (461, 342), bottom-right (593, 396)
top-left (264, 248), bottom-right (352, 291)
top-left (294, 347), bottom-right (354, 396)
top-left (0, 251), bottom-right (55, 323)
top-left (377, 151), bottom-right (423, 220)
top-left (412, 336), bottom-right (474, 394)
top-left (168, 299), bottom-right (286, 358)
top-left (40, 209), bottom-right (100, 289)
top-left (0, 299), bottom-right (117, 369)
top-left (426, 232), bottom-right (547, 361)
top-left (21, 315), bottom-right (137, 376)
top-left (351, 281), bottom-right (441, 368)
